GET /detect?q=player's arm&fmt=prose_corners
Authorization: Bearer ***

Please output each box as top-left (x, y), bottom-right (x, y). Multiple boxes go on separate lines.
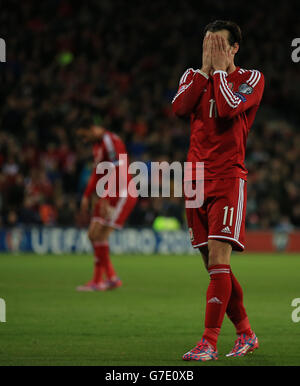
top-left (82, 136), bottom-right (119, 204)
top-left (102, 133), bottom-right (128, 193)
top-left (172, 34), bottom-right (213, 117)
top-left (172, 68), bottom-right (209, 117)
top-left (213, 69), bottom-right (265, 119)
top-left (211, 34), bottom-right (264, 119)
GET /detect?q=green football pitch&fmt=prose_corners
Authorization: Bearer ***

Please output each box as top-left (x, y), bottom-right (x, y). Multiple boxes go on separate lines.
top-left (0, 252), bottom-right (300, 366)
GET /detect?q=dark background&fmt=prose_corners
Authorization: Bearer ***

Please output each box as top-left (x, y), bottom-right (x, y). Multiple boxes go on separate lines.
top-left (0, 0), bottom-right (299, 231)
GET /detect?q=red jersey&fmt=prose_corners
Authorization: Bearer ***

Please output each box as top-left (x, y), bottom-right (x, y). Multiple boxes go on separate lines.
top-left (83, 130), bottom-right (130, 198)
top-left (172, 67), bottom-right (265, 180)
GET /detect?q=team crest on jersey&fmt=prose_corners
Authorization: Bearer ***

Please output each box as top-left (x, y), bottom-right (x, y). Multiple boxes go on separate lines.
top-left (189, 228), bottom-right (194, 242)
top-left (238, 83), bottom-right (253, 95)
top-left (234, 92), bottom-right (247, 102)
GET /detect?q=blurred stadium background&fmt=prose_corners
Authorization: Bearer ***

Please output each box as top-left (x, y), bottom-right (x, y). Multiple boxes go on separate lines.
top-left (1, 0), bottom-right (300, 253)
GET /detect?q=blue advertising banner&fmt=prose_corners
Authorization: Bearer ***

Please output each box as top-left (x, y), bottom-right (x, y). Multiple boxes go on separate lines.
top-left (0, 227), bottom-right (195, 255)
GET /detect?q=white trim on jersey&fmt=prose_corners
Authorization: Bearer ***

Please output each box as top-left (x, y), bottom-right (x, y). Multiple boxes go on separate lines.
top-left (247, 70), bottom-right (261, 88)
top-left (234, 178), bottom-right (245, 241)
top-left (192, 241), bottom-right (208, 248)
top-left (109, 195), bottom-right (128, 225)
top-left (173, 67), bottom-right (210, 104)
top-left (208, 235), bottom-right (245, 249)
top-left (219, 80), bottom-right (239, 108)
top-left (220, 73), bottom-right (241, 109)
top-left (103, 133), bottom-right (116, 161)
top-left (219, 84), bottom-right (237, 109)
top-left (247, 70), bottom-right (256, 85)
top-left (250, 71), bottom-right (261, 88)
top-left (221, 73), bottom-right (241, 104)
top-left (172, 80), bottom-right (193, 103)
top-left (179, 68), bottom-right (193, 85)
top-left (196, 69), bottom-right (209, 79)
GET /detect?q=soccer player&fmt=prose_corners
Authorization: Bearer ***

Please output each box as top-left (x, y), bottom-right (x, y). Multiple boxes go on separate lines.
top-left (172, 20), bottom-right (265, 360)
top-left (76, 122), bottom-right (137, 291)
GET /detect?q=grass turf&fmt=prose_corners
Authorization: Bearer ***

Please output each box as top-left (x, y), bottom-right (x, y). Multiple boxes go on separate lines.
top-left (0, 252), bottom-right (300, 366)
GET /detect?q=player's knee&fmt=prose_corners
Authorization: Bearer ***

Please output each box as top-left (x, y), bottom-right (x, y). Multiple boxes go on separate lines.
top-left (88, 223), bottom-right (103, 242)
top-left (208, 253), bottom-right (228, 266)
top-left (98, 227), bottom-right (113, 242)
top-left (89, 224), bottom-right (112, 243)
top-left (208, 239), bottom-right (232, 267)
top-left (96, 233), bottom-right (109, 243)
top-left (199, 246), bottom-right (209, 271)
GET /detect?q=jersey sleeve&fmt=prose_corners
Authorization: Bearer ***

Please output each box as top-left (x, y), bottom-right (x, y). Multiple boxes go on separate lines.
top-left (172, 68), bottom-right (209, 117)
top-left (103, 133), bottom-right (128, 193)
top-left (213, 70), bottom-right (265, 119)
top-left (103, 133), bottom-right (119, 163)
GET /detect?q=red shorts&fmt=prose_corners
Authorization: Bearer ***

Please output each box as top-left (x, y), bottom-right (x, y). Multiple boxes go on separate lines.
top-left (185, 178), bottom-right (247, 251)
top-left (92, 195), bottom-right (137, 229)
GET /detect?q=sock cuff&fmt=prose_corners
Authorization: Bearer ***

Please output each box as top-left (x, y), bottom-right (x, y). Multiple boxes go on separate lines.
top-left (208, 264), bottom-right (230, 276)
top-left (235, 316), bottom-right (252, 336)
top-left (203, 327), bottom-right (220, 349)
top-left (93, 241), bottom-right (109, 247)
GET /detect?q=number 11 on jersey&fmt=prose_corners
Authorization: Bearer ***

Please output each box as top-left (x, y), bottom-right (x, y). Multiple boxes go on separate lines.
top-left (209, 99), bottom-right (218, 118)
top-left (223, 206), bottom-right (234, 226)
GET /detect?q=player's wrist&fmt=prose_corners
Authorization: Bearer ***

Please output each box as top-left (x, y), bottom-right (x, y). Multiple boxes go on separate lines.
top-left (200, 66), bottom-right (211, 76)
top-left (213, 67), bottom-right (227, 73)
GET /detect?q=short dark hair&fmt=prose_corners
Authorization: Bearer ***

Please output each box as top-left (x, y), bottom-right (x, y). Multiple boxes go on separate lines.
top-left (204, 20), bottom-right (242, 46)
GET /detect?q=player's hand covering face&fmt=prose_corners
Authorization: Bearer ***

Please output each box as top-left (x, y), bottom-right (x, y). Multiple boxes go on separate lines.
top-left (201, 34), bottom-right (213, 74)
top-left (211, 34), bottom-right (231, 72)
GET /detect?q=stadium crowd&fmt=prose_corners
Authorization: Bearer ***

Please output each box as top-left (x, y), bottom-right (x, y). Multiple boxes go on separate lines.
top-left (0, 0), bottom-right (300, 231)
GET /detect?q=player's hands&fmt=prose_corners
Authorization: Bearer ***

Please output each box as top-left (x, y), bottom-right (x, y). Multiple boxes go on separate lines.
top-left (211, 35), bottom-right (231, 72)
top-left (80, 196), bottom-right (89, 214)
top-left (201, 34), bottom-right (212, 75)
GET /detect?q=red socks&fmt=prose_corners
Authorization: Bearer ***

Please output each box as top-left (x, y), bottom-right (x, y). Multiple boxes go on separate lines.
top-left (203, 264), bottom-right (252, 349)
top-left (92, 243), bottom-right (105, 283)
top-left (92, 242), bottom-right (116, 283)
top-left (226, 270), bottom-right (252, 336)
top-left (203, 265), bottom-right (232, 348)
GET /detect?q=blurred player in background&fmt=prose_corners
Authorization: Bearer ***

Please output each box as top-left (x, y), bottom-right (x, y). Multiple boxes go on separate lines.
top-left (76, 121), bottom-right (137, 291)
top-left (172, 20), bottom-right (265, 360)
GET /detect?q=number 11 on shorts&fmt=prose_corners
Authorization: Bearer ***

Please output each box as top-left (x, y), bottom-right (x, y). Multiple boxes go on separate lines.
top-left (223, 206), bottom-right (234, 226)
